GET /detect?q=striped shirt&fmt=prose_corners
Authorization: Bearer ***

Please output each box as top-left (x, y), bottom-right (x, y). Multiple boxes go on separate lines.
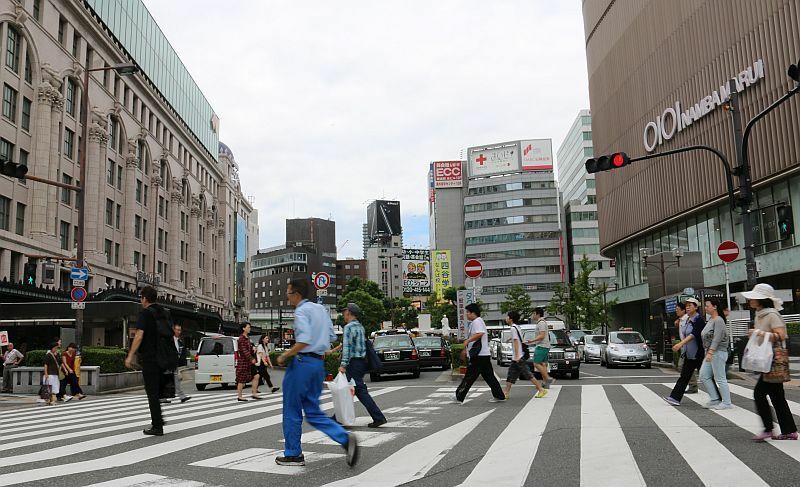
top-left (341, 320), bottom-right (367, 367)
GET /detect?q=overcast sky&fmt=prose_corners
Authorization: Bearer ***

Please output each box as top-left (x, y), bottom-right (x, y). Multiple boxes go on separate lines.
top-left (142, 1), bottom-right (590, 259)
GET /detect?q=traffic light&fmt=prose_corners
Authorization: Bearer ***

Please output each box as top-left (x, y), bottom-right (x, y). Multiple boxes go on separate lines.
top-left (585, 152), bottom-right (631, 173)
top-left (777, 204), bottom-right (794, 240)
top-left (23, 262), bottom-right (37, 286)
top-left (789, 61), bottom-right (800, 83)
top-left (0, 158), bottom-right (28, 180)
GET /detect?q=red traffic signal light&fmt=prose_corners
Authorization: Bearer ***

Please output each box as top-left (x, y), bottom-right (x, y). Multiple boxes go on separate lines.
top-left (0, 158), bottom-right (28, 180)
top-left (585, 152), bottom-right (630, 173)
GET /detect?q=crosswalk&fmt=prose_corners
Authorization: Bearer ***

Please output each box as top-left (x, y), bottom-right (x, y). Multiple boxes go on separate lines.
top-left (1, 382), bottom-right (799, 486)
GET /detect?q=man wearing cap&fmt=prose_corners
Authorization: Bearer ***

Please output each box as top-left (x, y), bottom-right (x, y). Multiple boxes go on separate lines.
top-left (339, 303), bottom-right (387, 428)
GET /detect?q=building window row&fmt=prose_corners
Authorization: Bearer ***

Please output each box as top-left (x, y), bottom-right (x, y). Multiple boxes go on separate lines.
top-left (464, 197), bottom-right (558, 213)
top-left (465, 214), bottom-right (558, 229)
top-left (467, 180), bottom-right (556, 196)
top-left (481, 265), bottom-right (561, 278)
top-left (568, 211), bottom-right (598, 222)
top-left (481, 282), bottom-right (561, 295)
top-left (570, 228), bottom-right (599, 238)
top-left (466, 247), bottom-right (561, 260)
top-left (465, 231), bottom-right (561, 246)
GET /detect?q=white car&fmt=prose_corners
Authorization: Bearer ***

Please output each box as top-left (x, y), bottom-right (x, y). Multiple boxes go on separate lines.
top-left (194, 335), bottom-right (240, 390)
top-left (581, 334), bottom-right (604, 363)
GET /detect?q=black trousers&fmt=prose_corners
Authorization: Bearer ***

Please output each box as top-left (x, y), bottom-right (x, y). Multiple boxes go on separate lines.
top-left (65, 372), bottom-right (83, 396)
top-left (142, 362), bottom-right (165, 428)
top-left (754, 376), bottom-right (797, 434)
top-left (258, 364), bottom-right (274, 388)
top-left (456, 355), bottom-right (505, 401)
top-left (670, 358), bottom-right (701, 402)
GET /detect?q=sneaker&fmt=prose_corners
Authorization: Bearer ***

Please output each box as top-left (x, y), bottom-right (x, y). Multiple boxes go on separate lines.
top-left (488, 397), bottom-right (506, 403)
top-left (143, 427), bottom-right (164, 436)
top-left (275, 455), bottom-right (305, 466)
top-left (64, 395), bottom-right (73, 402)
top-left (686, 386), bottom-right (698, 394)
top-left (772, 432), bottom-right (799, 440)
top-left (504, 392), bottom-right (509, 400)
top-left (180, 396), bottom-right (191, 403)
top-left (271, 387), bottom-right (280, 393)
top-left (535, 389), bottom-right (548, 398)
top-left (548, 378), bottom-right (557, 387)
top-left (368, 418), bottom-right (387, 428)
top-left (752, 431), bottom-right (773, 442)
top-left (663, 396), bottom-right (681, 406)
top-left (712, 403), bottom-right (733, 410)
top-left (345, 432), bottom-right (359, 467)
top-left (159, 398), bottom-right (171, 404)
top-left (702, 400), bottom-right (721, 409)
top-left (452, 393), bottom-right (462, 404)
top-left (542, 382), bottom-right (550, 390)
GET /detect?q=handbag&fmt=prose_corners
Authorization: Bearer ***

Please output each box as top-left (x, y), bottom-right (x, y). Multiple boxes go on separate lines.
top-left (38, 378), bottom-right (52, 400)
top-left (763, 340), bottom-right (791, 383)
top-left (468, 337), bottom-right (483, 360)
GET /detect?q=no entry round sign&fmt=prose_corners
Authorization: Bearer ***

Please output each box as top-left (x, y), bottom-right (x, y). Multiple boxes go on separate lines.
top-left (464, 259), bottom-right (483, 279)
top-left (717, 240), bottom-right (740, 263)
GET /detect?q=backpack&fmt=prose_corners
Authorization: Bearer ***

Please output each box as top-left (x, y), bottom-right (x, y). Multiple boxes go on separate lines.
top-left (148, 305), bottom-right (179, 372)
top-left (512, 325), bottom-right (530, 361)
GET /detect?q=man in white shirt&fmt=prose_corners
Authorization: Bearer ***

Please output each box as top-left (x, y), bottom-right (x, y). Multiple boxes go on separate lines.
top-left (2, 343), bottom-right (24, 393)
top-left (454, 303), bottom-right (506, 403)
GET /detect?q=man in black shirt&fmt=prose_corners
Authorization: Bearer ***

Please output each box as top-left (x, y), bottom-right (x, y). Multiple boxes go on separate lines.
top-left (125, 286), bottom-right (165, 436)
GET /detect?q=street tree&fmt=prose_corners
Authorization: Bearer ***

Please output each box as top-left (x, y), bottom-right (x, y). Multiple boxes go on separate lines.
top-left (546, 255), bottom-right (616, 331)
top-left (500, 285), bottom-right (533, 319)
top-left (337, 278), bottom-right (387, 334)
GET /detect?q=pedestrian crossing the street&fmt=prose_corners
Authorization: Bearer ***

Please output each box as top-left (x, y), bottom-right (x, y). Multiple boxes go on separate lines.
top-left (1, 382), bottom-right (799, 486)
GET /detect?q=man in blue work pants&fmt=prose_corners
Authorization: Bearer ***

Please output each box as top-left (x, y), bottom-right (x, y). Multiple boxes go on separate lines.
top-left (277, 278), bottom-right (359, 467)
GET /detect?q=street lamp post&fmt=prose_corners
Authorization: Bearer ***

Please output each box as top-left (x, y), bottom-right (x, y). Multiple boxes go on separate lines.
top-left (74, 62), bottom-right (139, 351)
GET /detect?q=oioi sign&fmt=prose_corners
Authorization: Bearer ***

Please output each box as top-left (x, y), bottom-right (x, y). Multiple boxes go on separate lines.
top-left (643, 59), bottom-right (764, 152)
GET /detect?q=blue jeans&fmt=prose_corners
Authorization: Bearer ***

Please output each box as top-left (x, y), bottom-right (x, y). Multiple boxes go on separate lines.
top-left (699, 350), bottom-right (731, 406)
top-left (346, 358), bottom-right (385, 422)
top-left (282, 355), bottom-right (348, 457)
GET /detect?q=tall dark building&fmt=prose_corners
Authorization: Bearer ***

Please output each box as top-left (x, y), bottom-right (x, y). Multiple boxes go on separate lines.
top-left (250, 218), bottom-right (337, 328)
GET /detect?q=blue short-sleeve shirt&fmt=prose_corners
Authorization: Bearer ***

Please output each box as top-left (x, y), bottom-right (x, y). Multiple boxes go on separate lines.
top-left (293, 299), bottom-right (337, 355)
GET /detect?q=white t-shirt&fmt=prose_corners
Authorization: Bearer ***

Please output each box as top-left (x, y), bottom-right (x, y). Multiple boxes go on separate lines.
top-left (511, 325), bottom-right (526, 361)
top-left (536, 319), bottom-right (551, 349)
top-left (3, 349), bottom-right (23, 366)
top-left (468, 317), bottom-right (490, 356)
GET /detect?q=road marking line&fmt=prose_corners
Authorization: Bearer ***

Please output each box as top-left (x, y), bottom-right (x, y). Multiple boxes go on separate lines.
top-left (383, 406), bottom-right (441, 414)
top-left (0, 393), bottom-right (297, 450)
top-left (684, 390), bottom-right (800, 458)
top-left (290, 430), bottom-right (400, 447)
top-left (191, 448), bottom-right (343, 475)
top-left (459, 386), bottom-right (561, 487)
top-left (84, 473), bottom-right (220, 486)
top-left (727, 383), bottom-right (800, 413)
top-left (349, 416), bottom-right (430, 428)
top-left (580, 386), bottom-right (645, 486)
top-left (624, 384), bottom-right (768, 487)
top-left (321, 409), bottom-right (494, 487)
top-left (0, 387), bottom-right (402, 485)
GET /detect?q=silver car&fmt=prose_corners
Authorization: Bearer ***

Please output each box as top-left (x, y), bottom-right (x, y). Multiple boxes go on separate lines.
top-left (601, 331), bottom-right (652, 368)
top-left (581, 334), bottom-right (604, 363)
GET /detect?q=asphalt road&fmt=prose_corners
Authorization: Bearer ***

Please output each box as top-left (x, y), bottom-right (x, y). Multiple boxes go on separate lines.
top-left (1, 362), bottom-right (799, 486)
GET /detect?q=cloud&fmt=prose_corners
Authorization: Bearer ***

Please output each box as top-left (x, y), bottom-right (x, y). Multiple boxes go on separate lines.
top-left (142, 0), bottom-right (589, 258)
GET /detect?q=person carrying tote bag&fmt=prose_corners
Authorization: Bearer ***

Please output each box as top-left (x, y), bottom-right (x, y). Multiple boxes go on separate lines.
top-left (741, 283), bottom-right (798, 441)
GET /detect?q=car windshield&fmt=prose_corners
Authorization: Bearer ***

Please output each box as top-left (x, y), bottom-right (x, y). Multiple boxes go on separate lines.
top-left (571, 331), bottom-right (587, 341)
top-left (587, 335), bottom-right (604, 345)
top-left (610, 332), bottom-right (644, 344)
top-left (413, 338), bottom-right (442, 348)
top-left (198, 338), bottom-right (234, 355)
top-left (520, 330), bottom-right (571, 346)
top-left (374, 335), bottom-right (413, 349)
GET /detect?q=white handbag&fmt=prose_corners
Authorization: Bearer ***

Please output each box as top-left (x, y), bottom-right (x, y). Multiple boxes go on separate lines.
top-left (741, 332), bottom-right (774, 373)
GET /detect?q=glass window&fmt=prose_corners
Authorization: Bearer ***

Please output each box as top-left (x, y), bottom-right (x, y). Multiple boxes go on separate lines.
top-left (0, 196), bottom-right (9, 230)
top-left (696, 214), bottom-right (711, 267)
top-left (72, 33), bottom-right (81, 58)
top-left (116, 165), bottom-right (122, 189)
top-left (105, 199), bottom-right (113, 225)
top-left (115, 243), bottom-right (120, 266)
top-left (59, 221), bottom-right (69, 250)
top-left (58, 17), bottom-right (66, 45)
top-left (33, 0), bottom-right (41, 21)
top-left (15, 202), bottom-right (24, 235)
top-left (6, 27), bottom-right (20, 72)
top-left (135, 179), bottom-right (142, 202)
top-left (61, 174), bottom-right (72, 204)
top-left (708, 208), bottom-right (722, 259)
top-left (64, 128), bottom-right (75, 159)
top-left (65, 80), bottom-right (76, 116)
top-left (18, 148), bottom-right (27, 167)
top-left (116, 203), bottom-right (121, 229)
top-left (134, 215), bottom-right (141, 238)
top-left (24, 54), bottom-right (32, 83)
top-left (677, 221), bottom-right (689, 251)
top-left (2, 84), bottom-right (17, 122)
top-left (21, 97), bottom-right (30, 130)
top-left (107, 159), bottom-right (115, 185)
top-left (104, 239), bottom-right (112, 264)
top-left (773, 181), bottom-right (791, 250)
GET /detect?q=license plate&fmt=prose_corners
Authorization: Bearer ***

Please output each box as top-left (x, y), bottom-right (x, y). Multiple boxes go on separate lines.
top-left (210, 375), bottom-right (222, 382)
top-left (628, 356), bottom-right (636, 361)
top-left (550, 363), bottom-right (557, 370)
top-left (384, 352), bottom-right (399, 361)
top-left (420, 350), bottom-right (431, 357)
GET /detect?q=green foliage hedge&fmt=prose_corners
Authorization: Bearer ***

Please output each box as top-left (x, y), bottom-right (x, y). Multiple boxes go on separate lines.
top-left (451, 344), bottom-right (466, 369)
top-left (267, 351), bottom-right (342, 378)
top-left (22, 347), bottom-right (127, 373)
top-left (787, 322), bottom-right (800, 335)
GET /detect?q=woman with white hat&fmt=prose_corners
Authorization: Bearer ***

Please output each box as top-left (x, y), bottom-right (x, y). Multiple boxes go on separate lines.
top-left (742, 283), bottom-right (798, 441)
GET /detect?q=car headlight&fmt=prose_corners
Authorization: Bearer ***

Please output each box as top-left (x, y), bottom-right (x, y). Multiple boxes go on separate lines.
top-left (565, 352), bottom-right (577, 359)
top-left (502, 343), bottom-right (511, 351)
top-left (609, 345), bottom-right (618, 351)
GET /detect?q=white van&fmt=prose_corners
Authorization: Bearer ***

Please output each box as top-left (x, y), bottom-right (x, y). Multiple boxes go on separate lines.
top-left (194, 335), bottom-right (239, 391)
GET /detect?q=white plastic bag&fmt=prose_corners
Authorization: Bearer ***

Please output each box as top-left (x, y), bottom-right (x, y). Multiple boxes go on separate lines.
top-left (327, 372), bottom-right (356, 426)
top-left (741, 332), bottom-right (773, 373)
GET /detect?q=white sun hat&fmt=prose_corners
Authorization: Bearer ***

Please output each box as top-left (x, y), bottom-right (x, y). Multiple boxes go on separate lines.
top-left (740, 283), bottom-right (783, 311)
